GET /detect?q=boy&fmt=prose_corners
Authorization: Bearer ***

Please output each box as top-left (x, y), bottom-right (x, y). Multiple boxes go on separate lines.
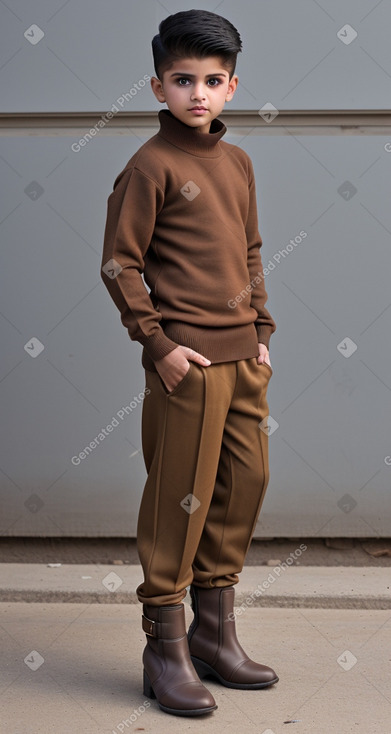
top-left (101, 9), bottom-right (278, 718)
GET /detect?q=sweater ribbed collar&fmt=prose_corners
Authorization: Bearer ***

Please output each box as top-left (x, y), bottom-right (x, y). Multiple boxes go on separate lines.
top-left (157, 109), bottom-right (226, 158)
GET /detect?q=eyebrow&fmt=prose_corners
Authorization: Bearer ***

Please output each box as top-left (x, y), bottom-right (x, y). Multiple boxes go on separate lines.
top-left (169, 72), bottom-right (228, 78)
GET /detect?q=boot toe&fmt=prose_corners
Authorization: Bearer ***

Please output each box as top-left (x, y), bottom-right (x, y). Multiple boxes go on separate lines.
top-left (230, 660), bottom-right (278, 687)
top-left (160, 681), bottom-right (217, 714)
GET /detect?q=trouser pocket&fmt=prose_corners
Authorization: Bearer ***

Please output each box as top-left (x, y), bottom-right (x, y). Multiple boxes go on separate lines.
top-left (158, 361), bottom-right (194, 396)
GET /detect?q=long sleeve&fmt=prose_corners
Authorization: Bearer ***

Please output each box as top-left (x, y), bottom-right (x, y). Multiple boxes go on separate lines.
top-left (245, 158), bottom-right (277, 350)
top-left (101, 165), bottom-right (179, 362)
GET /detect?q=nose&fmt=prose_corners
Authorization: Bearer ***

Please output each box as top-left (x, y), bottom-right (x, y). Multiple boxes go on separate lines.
top-left (190, 82), bottom-right (206, 101)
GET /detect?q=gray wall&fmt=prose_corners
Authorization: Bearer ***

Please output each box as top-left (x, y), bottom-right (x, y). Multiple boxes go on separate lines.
top-left (1, 0), bottom-right (390, 536)
top-left (1, 0), bottom-right (390, 112)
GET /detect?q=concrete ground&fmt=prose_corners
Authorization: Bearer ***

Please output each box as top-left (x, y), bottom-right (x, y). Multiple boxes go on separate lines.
top-left (1, 602), bottom-right (391, 734)
top-left (1, 564), bottom-right (391, 733)
top-left (0, 563), bottom-right (390, 608)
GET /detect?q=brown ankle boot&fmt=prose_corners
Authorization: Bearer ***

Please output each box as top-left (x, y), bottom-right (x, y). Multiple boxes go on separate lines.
top-left (188, 586), bottom-right (279, 689)
top-left (142, 603), bottom-right (217, 716)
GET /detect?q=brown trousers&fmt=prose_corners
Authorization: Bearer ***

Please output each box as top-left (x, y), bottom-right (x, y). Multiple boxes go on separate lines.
top-left (136, 357), bottom-right (273, 606)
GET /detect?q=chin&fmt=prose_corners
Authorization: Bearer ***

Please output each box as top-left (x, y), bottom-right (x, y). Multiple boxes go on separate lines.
top-left (182, 116), bottom-right (206, 127)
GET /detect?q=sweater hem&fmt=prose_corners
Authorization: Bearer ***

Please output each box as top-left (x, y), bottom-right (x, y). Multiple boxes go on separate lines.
top-left (141, 321), bottom-right (260, 371)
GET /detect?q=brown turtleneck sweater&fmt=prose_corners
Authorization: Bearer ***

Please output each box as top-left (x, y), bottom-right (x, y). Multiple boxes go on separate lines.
top-left (101, 109), bottom-right (276, 369)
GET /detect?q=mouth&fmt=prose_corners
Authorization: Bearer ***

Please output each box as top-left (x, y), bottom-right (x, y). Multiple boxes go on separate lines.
top-left (188, 106), bottom-right (208, 112)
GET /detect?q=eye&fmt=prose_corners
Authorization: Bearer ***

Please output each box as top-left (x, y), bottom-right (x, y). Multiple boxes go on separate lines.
top-left (176, 77), bottom-right (190, 85)
top-left (207, 78), bottom-right (221, 86)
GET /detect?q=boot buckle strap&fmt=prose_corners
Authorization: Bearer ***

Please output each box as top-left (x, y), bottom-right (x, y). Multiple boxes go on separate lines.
top-left (142, 614), bottom-right (157, 637)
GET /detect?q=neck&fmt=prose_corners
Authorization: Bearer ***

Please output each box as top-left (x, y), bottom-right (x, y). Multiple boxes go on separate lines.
top-left (157, 109), bottom-right (227, 158)
top-left (193, 121), bottom-right (211, 134)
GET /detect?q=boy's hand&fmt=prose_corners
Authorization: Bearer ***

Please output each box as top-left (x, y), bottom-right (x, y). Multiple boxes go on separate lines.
top-left (155, 346), bottom-right (211, 393)
top-left (257, 343), bottom-right (272, 369)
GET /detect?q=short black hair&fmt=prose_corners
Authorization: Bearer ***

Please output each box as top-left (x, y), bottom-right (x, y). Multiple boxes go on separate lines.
top-left (152, 9), bottom-right (242, 81)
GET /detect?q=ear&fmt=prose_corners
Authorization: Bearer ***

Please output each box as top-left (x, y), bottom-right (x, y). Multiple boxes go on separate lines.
top-left (225, 74), bottom-right (238, 102)
top-left (150, 76), bottom-right (166, 103)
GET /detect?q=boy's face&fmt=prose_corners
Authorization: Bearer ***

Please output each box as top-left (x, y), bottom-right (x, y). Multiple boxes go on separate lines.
top-left (151, 56), bottom-right (238, 133)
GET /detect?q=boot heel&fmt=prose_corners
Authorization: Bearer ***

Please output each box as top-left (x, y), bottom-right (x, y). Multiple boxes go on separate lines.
top-left (143, 669), bottom-right (156, 699)
top-left (191, 656), bottom-right (214, 680)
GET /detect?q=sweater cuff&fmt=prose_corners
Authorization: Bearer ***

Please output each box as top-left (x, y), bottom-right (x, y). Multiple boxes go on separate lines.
top-left (256, 324), bottom-right (273, 350)
top-left (137, 327), bottom-right (178, 362)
